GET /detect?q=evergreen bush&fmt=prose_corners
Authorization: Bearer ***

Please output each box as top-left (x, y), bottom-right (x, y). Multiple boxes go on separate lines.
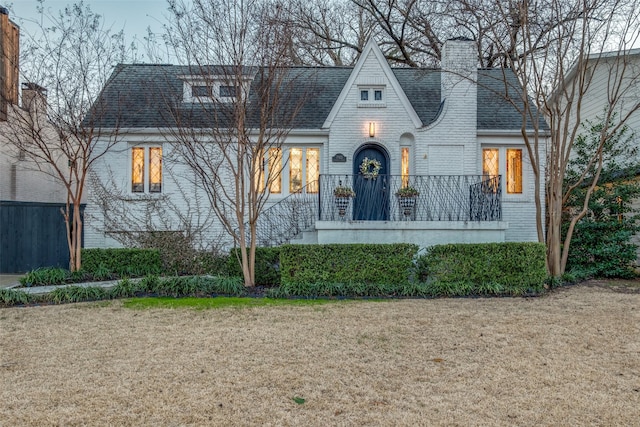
top-left (279, 243), bottom-right (419, 286)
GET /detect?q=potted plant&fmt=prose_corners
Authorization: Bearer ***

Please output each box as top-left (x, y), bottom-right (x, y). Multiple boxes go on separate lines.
top-left (395, 185), bottom-right (419, 198)
top-left (333, 185), bottom-right (355, 217)
top-left (395, 185), bottom-right (419, 216)
top-left (334, 185), bottom-right (355, 198)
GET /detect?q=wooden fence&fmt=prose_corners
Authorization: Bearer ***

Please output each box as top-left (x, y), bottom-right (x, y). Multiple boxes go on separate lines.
top-left (0, 201), bottom-right (84, 273)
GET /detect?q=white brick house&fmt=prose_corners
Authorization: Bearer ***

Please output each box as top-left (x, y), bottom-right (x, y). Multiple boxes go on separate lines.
top-left (86, 38), bottom-right (547, 250)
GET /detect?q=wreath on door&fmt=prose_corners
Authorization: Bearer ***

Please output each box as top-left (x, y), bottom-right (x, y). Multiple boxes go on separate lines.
top-left (359, 157), bottom-right (382, 179)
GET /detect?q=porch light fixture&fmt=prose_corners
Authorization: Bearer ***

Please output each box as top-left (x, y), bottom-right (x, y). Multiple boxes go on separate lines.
top-left (369, 122), bottom-right (375, 138)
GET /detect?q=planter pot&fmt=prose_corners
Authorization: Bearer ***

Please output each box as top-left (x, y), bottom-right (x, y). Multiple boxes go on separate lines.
top-left (334, 197), bottom-right (351, 217)
top-left (398, 196), bottom-right (417, 218)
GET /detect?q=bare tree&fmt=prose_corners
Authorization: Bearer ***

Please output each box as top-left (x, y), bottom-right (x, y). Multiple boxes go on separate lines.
top-left (275, 0), bottom-right (373, 66)
top-left (159, 0), bottom-right (310, 286)
top-left (473, 0), bottom-right (640, 276)
top-left (0, 1), bottom-right (133, 271)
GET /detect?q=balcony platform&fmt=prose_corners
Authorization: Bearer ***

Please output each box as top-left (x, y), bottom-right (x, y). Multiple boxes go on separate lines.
top-left (300, 220), bottom-right (509, 247)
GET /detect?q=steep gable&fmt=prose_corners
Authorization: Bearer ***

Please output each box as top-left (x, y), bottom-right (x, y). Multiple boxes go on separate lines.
top-left (322, 38), bottom-right (422, 129)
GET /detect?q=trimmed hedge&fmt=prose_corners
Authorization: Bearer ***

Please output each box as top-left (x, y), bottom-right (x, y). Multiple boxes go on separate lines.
top-left (280, 243), bottom-right (419, 286)
top-left (81, 248), bottom-right (162, 277)
top-left (227, 247), bottom-right (281, 286)
top-left (417, 242), bottom-right (547, 294)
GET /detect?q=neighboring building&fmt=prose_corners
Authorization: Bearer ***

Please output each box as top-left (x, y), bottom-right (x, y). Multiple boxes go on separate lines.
top-left (86, 38), bottom-right (548, 250)
top-left (562, 48), bottom-right (640, 261)
top-left (1, 8), bottom-right (70, 273)
top-left (1, 6), bottom-right (19, 121)
top-left (0, 7), bottom-right (66, 203)
top-left (567, 48), bottom-right (640, 140)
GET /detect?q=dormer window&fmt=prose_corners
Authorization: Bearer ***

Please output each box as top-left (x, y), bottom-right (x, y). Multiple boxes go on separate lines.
top-left (358, 86), bottom-right (385, 107)
top-left (180, 76), bottom-right (250, 103)
top-left (219, 85), bottom-right (236, 98)
top-left (192, 85), bottom-right (213, 97)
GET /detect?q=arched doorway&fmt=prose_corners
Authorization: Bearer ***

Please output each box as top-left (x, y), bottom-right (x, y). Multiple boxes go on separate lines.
top-left (353, 144), bottom-right (390, 220)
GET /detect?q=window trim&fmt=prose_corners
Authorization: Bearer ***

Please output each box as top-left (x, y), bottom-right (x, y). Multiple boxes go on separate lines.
top-left (357, 86), bottom-right (386, 108)
top-left (130, 145), bottom-right (163, 194)
top-left (482, 146), bottom-right (524, 197)
top-left (181, 76), bottom-right (250, 103)
top-left (257, 146), bottom-right (321, 196)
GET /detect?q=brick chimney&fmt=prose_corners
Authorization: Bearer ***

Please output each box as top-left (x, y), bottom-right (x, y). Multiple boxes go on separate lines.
top-left (1, 7), bottom-right (20, 121)
top-left (440, 37), bottom-right (478, 118)
top-left (21, 82), bottom-right (48, 112)
top-left (439, 38), bottom-right (478, 170)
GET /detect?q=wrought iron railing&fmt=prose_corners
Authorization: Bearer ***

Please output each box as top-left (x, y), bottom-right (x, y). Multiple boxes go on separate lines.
top-left (243, 182), bottom-right (319, 247)
top-left (319, 174), bottom-right (502, 221)
top-left (244, 174), bottom-right (501, 247)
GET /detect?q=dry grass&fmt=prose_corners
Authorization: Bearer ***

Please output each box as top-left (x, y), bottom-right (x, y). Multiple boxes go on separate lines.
top-left (1, 285), bottom-right (639, 426)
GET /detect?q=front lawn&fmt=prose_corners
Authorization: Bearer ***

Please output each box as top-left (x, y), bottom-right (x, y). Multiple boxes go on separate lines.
top-left (1, 284), bottom-right (638, 425)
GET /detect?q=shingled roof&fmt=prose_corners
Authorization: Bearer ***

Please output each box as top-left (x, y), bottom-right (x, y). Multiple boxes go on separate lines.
top-left (89, 63), bottom-right (547, 131)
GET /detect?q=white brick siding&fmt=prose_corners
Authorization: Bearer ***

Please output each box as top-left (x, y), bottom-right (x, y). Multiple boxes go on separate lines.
top-left (85, 38), bottom-right (545, 249)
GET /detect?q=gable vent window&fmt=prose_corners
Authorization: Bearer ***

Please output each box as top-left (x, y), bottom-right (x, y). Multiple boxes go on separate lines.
top-left (358, 87), bottom-right (385, 107)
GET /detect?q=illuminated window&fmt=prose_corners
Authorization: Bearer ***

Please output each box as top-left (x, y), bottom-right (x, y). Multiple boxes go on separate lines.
top-left (131, 146), bottom-right (162, 193)
top-left (482, 149), bottom-right (499, 177)
top-left (306, 148), bottom-right (320, 193)
top-left (268, 148), bottom-right (282, 193)
top-left (482, 147), bottom-right (523, 194)
top-left (257, 148), bottom-right (319, 194)
top-left (149, 148), bottom-right (162, 193)
top-left (254, 149), bottom-right (264, 192)
top-left (507, 149), bottom-right (523, 194)
top-left (131, 147), bottom-right (144, 193)
top-left (482, 148), bottom-right (499, 193)
top-left (401, 147), bottom-right (410, 187)
top-left (290, 148), bottom-right (303, 193)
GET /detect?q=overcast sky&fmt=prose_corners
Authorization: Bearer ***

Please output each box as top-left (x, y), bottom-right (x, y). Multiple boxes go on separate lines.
top-left (6, 0), bottom-right (170, 49)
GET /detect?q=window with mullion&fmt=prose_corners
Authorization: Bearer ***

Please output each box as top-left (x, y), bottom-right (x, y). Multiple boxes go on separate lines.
top-left (149, 147), bottom-right (162, 193)
top-left (506, 149), bottom-right (522, 194)
top-left (131, 147), bottom-right (144, 193)
top-left (306, 148), bottom-right (320, 193)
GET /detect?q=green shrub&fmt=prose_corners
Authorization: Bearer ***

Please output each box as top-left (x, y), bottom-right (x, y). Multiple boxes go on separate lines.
top-left (203, 276), bottom-right (244, 296)
top-left (227, 247), bottom-right (281, 285)
top-left (566, 219), bottom-right (638, 279)
top-left (417, 242), bottom-right (546, 295)
top-left (138, 275), bottom-right (161, 293)
top-left (151, 275), bottom-right (245, 298)
top-left (193, 252), bottom-right (229, 275)
top-left (267, 281), bottom-right (438, 299)
top-left (82, 248), bottom-right (162, 278)
top-left (20, 267), bottom-right (69, 287)
top-left (109, 278), bottom-right (145, 299)
top-left (133, 231), bottom-right (229, 276)
top-left (154, 276), bottom-right (199, 297)
top-left (69, 269), bottom-right (90, 283)
top-left (563, 116), bottom-right (640, 279)
top-left (0, 288), bottom-right (32, 306)
top-left (280, 244), bottom-right (419, 286)
top-left (48, 286), bottom-right (108, 304)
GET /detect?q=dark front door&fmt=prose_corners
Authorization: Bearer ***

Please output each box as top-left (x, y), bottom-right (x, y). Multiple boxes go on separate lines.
top-left (353, 145), bottom-right (389, 220)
